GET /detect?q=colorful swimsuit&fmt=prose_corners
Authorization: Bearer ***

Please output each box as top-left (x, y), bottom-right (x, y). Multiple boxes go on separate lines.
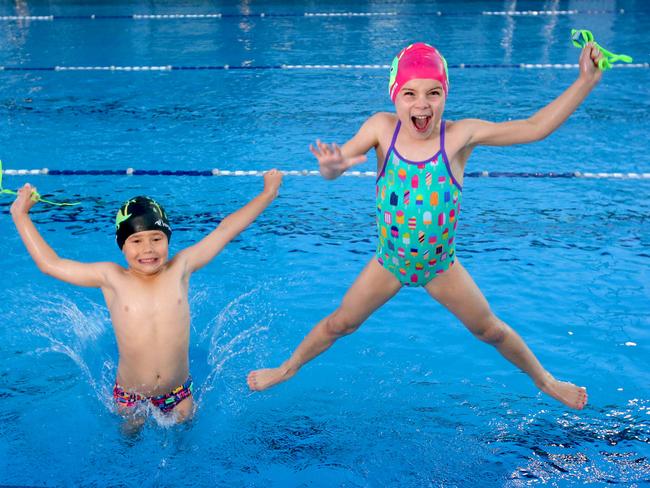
top-left (113, 376), bottom-right (194, 413)
top-left (376, 120), bottom-right (462, 286)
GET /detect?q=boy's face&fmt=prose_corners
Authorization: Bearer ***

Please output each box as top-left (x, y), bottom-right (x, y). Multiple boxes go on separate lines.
top-left (121, 230), bottom-right (169, 275)
top-left (394, 78), bottom-right (446, 140)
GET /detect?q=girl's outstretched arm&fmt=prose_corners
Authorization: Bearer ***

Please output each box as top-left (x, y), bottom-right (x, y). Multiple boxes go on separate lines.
top-left (310, 113), bottom-right (394, 179)
top-left (457, 43), bottom-right (603, 149)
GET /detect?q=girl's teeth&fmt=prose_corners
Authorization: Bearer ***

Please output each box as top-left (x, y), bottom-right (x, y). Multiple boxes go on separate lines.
top-left (413, 115), bottom-right (430, 130)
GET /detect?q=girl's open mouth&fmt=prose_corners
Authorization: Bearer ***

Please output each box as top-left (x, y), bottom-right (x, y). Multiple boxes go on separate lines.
top-left (411, 114), bottom-right (432, 132)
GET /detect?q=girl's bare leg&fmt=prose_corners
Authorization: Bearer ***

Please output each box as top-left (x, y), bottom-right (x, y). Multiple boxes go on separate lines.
top-left (424, 260), bottom-right (587, 410)
top-left (248, 259), bottom-right (402, 391)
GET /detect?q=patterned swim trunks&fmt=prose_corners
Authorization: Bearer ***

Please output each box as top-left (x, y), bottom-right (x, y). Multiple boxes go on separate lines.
top-left (113, 376), bottom-right (194, 413)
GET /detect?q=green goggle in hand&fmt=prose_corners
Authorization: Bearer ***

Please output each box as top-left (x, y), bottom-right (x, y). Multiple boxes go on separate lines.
top-left (571, 29), bottom-right (633, 71)
top-left (0, 160), bottom-right (80, 206)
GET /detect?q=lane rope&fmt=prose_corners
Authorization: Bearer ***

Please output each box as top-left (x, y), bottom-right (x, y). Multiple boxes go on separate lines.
top-left (1, 63), bottom-right (648, 71)
top-left (0, 9), bottom-right (629, 21)
top-left (3, 168), bottom-right (650, 180)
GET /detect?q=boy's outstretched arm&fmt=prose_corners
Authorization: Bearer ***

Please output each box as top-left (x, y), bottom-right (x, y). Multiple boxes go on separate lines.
top-left (458, 43), bottom-right (603, 148)
top-left (11, 184), bottom-right (109, 287)
top-left (180, 169), bottom-right (282, 273)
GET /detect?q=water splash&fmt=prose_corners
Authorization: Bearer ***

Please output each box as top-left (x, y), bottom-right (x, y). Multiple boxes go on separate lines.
top-left (26, 293), bottom-right (114, 411)
top-left (195, 284), bottom-right (276, 409)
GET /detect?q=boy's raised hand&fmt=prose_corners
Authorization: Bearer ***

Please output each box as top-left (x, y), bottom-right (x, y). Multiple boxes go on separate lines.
top-left (579, 42), bottom-right (603, 85)
top-left (10, 183), bottom-right (38, 216)
top-left (310, 139), bottom-right (367, 180)
top-left (263, 169), bottom-right (283, 199)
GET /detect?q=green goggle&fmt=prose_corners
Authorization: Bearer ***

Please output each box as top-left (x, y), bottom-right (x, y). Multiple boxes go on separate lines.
top-left (571, 29), bottom-right (633, 71)
top-left (0, 159), bottom-right (80, 206)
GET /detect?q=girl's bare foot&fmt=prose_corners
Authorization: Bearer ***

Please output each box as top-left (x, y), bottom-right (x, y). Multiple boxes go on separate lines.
top-left (536, 373), bottom-right (588, 409)
top-left (247, 364), bottom-right (296, 391)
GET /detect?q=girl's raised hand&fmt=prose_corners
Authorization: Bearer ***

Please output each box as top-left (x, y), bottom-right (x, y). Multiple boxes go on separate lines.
top-left (309, 139), bottom-right (367, 180)
top-left (579, 42), bottom-right (603, 84)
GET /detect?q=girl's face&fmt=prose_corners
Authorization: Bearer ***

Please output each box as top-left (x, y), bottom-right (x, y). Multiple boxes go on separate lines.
top-left (394, 78), bottom-right (446, 139)
top-left (122, 230), bottom-right (169, 276)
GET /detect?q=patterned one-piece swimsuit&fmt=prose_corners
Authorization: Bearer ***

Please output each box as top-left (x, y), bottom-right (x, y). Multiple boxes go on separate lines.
top-left (375, 120), bottom-right (463, 286)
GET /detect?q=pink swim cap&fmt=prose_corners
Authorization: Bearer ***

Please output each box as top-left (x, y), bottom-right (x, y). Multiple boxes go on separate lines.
top-left (388, 42), bottom-right (449, 102)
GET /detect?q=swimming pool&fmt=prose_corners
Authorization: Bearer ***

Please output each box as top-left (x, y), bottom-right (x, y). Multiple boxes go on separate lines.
top-left (1, 1), bottom-right (649, 486)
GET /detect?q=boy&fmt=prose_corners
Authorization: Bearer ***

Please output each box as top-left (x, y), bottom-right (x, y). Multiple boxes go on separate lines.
top-left (12, 170), bottom-right (282, 424)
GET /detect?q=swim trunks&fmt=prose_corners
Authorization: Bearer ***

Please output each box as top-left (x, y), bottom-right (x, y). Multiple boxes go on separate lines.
top-left (375, 120), bottom-right (462, 286)
top-left (113, 376), bottom-right (194, 413)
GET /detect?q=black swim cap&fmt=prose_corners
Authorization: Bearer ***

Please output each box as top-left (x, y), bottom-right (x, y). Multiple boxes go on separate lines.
top-left (115, 196), bottom-right (172, 249)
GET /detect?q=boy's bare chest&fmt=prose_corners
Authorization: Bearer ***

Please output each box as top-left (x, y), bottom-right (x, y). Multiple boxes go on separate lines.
top-left (110, 273), bottom-right (188, 318)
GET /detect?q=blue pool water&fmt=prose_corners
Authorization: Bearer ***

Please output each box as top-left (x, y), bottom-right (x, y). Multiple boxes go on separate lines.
top-left (1, 1), bottom-right (649, 486)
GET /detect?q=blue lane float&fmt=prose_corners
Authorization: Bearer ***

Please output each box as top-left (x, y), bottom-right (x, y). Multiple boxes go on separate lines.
top-left (2, 168), bottom-right (650, 179)
top-left (0, 9), bottom-right (630, 22)
top-left (2, 62), bottom-right (649, 72)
